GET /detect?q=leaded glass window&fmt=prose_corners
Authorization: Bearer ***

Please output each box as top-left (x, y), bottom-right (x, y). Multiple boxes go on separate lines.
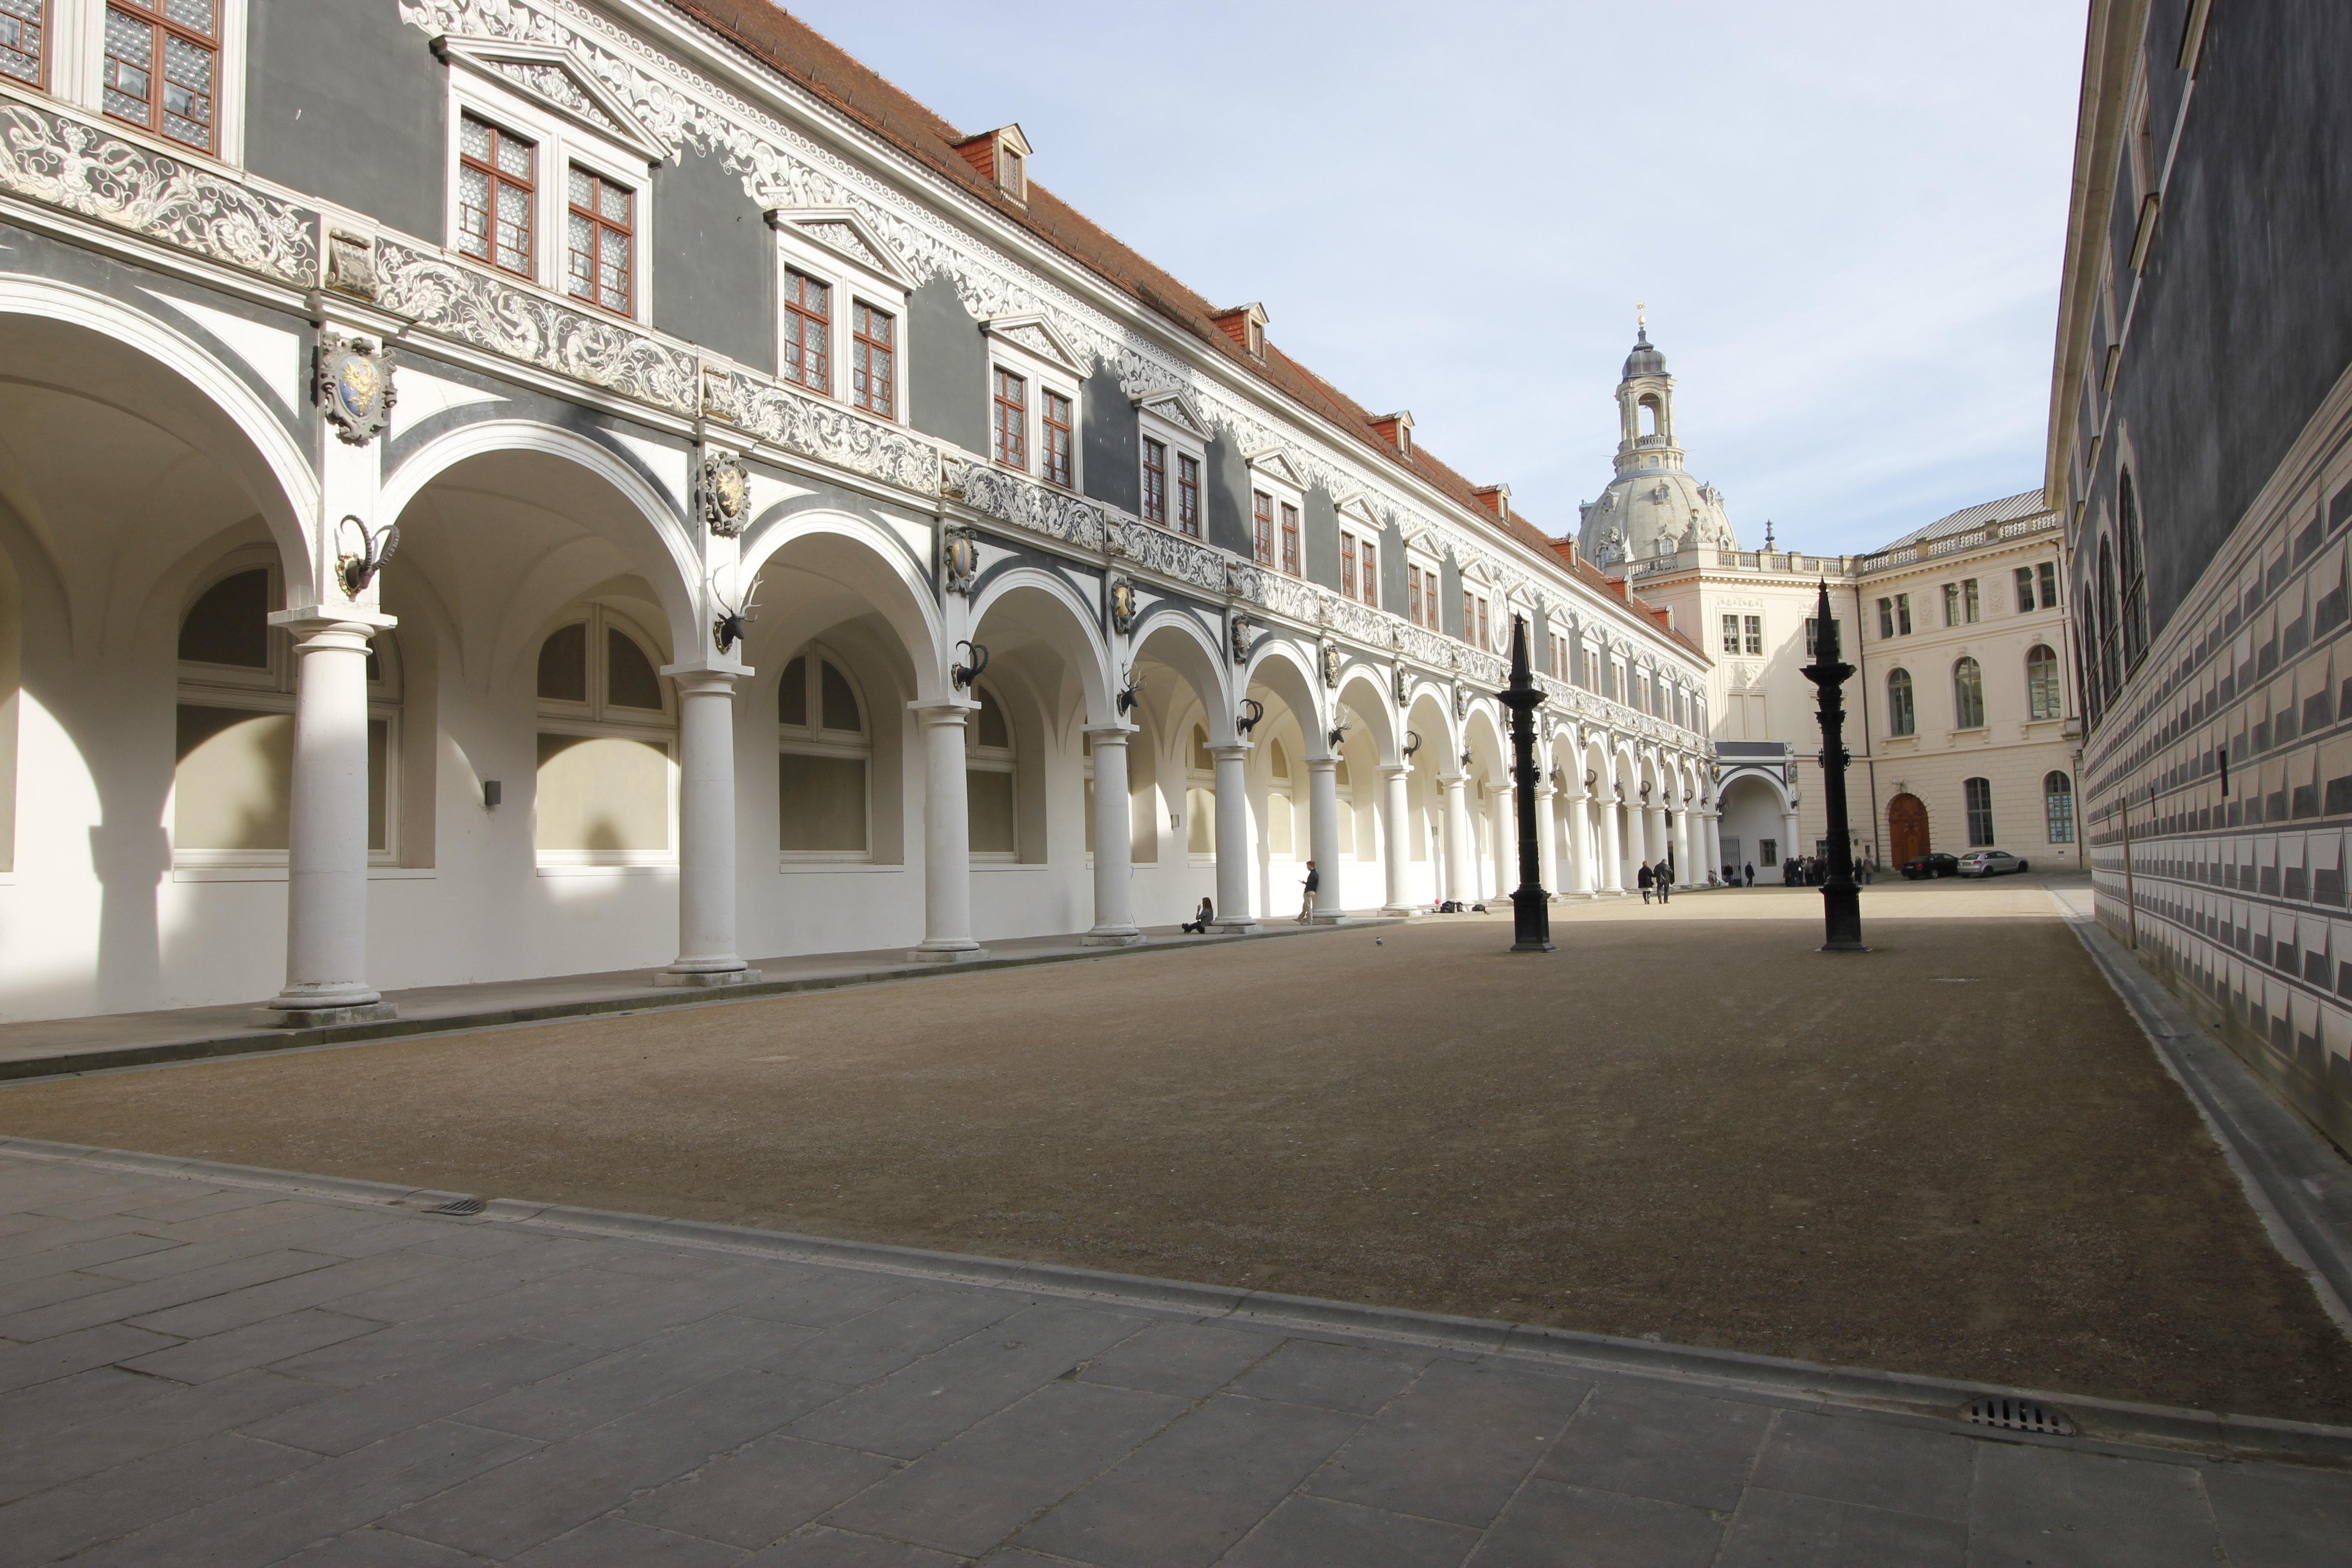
top-left (1042, 389), bottom-right (1073, 487)
top-left (459, 115), bottom-right (534, 276)
top-left (1252, 491), bottom-right (1274, 567)
top-left (1141, 438), bottom-right (1166, 525)
top-left (0, 0), bottom-right (44, 88)
top-left (992, 368), bottom-right (1025, 468)
top-left (1280, 502), bottom-right (1300, 577)
top-left (851, 301), bottom-right (894, 417)
top-left (565, 166), bottom-right (632, 313)
top-left (1176, 453), bottom-right (1200, 537)
top-left (784, 270), bottom-right (830, 393)
top-left (105, 0), bottom-right (218, 152)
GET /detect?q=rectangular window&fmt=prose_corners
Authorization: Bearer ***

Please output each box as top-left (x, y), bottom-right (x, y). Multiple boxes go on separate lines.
top-left (1896, 592), bottom-right (1911, 634)
top-left (1280, 502), bottom-right (1300, 576)
top-left (565, 166), bottom-right (632, 314)
top-left (1723, 613), bottom-right (1741, 655)
top-left (1743, 615), bottom-right (1763, 657)
top-left (1803, 617), bottom-right (1840, 657)
top-left (851, 301), bottom-right (894, 417)
top-left (1176, 453), bottom-right (1200, 537)
top-left (1964, 578), bottom-right (1980, 622)
top-left (1358, 539), bottom-right (1377, 608)
top-left (1140, 439), bottom-right (1166, 525)
top-left (1340, 534), bottom-right (1357, 600)
top-left (1877, 598), bottom-right (1894, 640)
top-left (1252, 491), bottom-right (1274, 566)
top-left (0, 0), bottom-right (46, 87)
top-left (105, 0), bottom-right (218, 152)
top-left (1964, 776), bottom-right (1994, 847)
top-left (991, 368), bottom-right (1025, 469)
top-left (458, 114), bottom-right (534, 276)
top-left (1944, 582), bottom-right (1960, 626)
top-left (784, 270), bottom-right (831, 394)
top-left (2014, 565), bottom-right (2036, 612)
top-left (1464, 592), bottom-right (1476, 645)
top-left (1551, 633), bottom-right (1568, 680)
top-left (1042, 389), bottom-right (1073, 487)
top-left (1407, 564), bottom-right (1425, 627)
top-left (2039, 562), bottom-right (2059, 608)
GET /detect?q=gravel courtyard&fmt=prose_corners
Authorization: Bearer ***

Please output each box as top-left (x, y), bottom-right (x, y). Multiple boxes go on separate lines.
top-left (3, 878), bottom-right (2347, 1422)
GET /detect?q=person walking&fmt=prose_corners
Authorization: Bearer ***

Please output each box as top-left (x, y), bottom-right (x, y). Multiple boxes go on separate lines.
top-left (1297, 861), bottom-right (1319, 923)
top-left (1743, 862), bottom-right (1755, 887)
top-left (1637, 861), bottom-right (1654, 904)
top-left (1653, 859), bottom-right (1672, 904)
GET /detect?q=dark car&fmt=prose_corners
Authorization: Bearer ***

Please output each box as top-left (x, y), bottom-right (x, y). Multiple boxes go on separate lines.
top-left (1902, 853), bottom-right (1960, 880)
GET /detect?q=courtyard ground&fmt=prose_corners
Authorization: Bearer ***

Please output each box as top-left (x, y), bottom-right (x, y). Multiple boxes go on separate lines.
top-left (2, 877), bottom-right (2348, 1424)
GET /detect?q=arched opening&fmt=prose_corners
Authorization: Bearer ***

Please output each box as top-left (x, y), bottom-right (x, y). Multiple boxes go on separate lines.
top-left (1638, 394), bottom-right (1661, 438)
top-left (776, 645), bottom-right (871, 858)
top-left (1952, 656), bottom-right (1985, 730)
top-left (2044, 770), bottom-right (2076, 844)
top-left (2026, 643), bottom-right (2061, 720)
top-left (1887, 792), bottom-right (1929, 865)
top-left (1886, 667), bottom-right (1915, 737)
top-left (966, 682), bottom-right (1018, 860)
top-left (532, 605), bottom-right (674, 865)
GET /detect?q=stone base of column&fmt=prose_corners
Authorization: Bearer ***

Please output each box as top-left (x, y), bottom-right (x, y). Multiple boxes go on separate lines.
top-left (1083, 928), bottom-right (1147, 948)
top-left (654, 966), bottom-right (764, 988)
top-left (1204, 918), bottom-right (1258, 935)
top-left (250, 1001), bottom-right (398, 1029)
top-left (1307, 911), bottom-right (1348, 925)
top-left (906, 943), bottom-right (989, 964)
top-left (1380, 904), bottom-right (1421, 917)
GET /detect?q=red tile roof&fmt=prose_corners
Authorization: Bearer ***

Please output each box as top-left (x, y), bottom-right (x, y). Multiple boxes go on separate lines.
top-left (662, 1), bottom-right (1698, 658)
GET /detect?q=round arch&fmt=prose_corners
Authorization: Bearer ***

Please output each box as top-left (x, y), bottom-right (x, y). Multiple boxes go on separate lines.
top-left (967, 568), bottom-right (1116, 727)
top-left (742, 508), bottom-right (946, 701)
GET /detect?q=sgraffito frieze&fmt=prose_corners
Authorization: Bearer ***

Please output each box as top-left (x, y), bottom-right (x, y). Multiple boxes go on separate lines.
top-left (706, 368), bottom-right (940, 494)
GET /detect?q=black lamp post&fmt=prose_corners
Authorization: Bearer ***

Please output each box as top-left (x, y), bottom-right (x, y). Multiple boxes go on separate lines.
top-left (1498, 614), bottom-right (1554, 952)
top-left (1800, 580), bottom-right (1867, 952)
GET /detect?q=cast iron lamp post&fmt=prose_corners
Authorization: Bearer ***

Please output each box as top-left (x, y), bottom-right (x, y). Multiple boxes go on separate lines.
top-left (1800, 580), bottom-right (1867, 951)
top-left (1498, 615), bottom-right (1554, 951)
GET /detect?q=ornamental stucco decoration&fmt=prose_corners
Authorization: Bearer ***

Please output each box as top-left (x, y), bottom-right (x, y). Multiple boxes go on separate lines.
top-left (1319, 643), bottom-right (1341, 689)
top-left (946, 459), bottom-right (1106, 552)
top-left (316, 335), bottom-right (397, 446)
top-left (0, 103), bottom-right (317, 284)
top-left (709, 369), bottom-right (939, 493)
top-left (699, 448), bottom-right (749, 537)
top-left (1109, 519), bottom-right (1225, 597)
top-left (1229, 613), bottom-right (1256, 666)
top-left (374, 240), bottom-right (698, 413)
top-left (1107, 576), bottom-right (1138, 637)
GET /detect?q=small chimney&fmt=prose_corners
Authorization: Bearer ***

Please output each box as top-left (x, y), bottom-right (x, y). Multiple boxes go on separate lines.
top-left (1370, 411), bottom-right (1414, 457)
top-left (1209, 302), bottom-right (1268, 359)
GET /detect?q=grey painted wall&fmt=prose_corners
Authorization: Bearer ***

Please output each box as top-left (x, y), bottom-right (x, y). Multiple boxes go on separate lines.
top-left (1081, 363), bottom-right (1137, 513)
top-left (2106, 0), bottom-right (2352, 641)
top-left (1439, 553), bottom-right (1464, 639)
top-left (650, 146), bottom-right (773, 374)
top-left (1203, 432), bottom-right (1252, 559)
top-left (1379, 520), bottom-right (1407, 610)
top-left (1303, 487), bottom-right (1340, 590)
top-left (246, 0), bottom-right (443, 238)
top-left (908, 275), bottom-right (988, 453)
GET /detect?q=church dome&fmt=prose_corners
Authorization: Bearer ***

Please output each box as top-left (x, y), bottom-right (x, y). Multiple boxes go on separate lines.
top-left (1622, 326), bottom-right (1666, 380)
top-left (1576, 321), bottom-right (1739, 568)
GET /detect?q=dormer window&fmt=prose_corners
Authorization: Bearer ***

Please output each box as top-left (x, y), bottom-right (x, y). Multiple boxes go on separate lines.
top-left (1474, 484), bottom-right (1510, 522)
top-left (999, 144), bottom-right (1024, 199)
top-left (955, 124), bottom-right (1033, 205)
top-left (1372, 411), bottom-right (1414, 459)
top-left (1210, 303), bottom-right (1269, 362)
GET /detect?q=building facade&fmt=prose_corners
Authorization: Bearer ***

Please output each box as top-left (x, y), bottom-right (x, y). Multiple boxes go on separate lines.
top-left (1594, 336), bottom-right (2083, 878)
top-left (2050, 0), bottom-right (2352, 1149)
top-left (0, 0), bottom-right (1717, 1024)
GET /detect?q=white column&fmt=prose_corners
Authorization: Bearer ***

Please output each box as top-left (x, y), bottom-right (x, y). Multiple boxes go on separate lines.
top-left (258, 616), bottom-right (395, 1024)
top-left (1535, 784), bottom-right (1559, 898)
top-left (1210, 742), bottom-right (1257, 931)
top-left (911, 699), bottom-right (986, 960)
top-left (1306, 755), bottom-right (1342, 920)
top-left (1600, 797), bottom-right (1625, 894)
top-left (1441, 773), bottom-right (1474, 902)
top-left (1380, 764), bottom-right (1412, 914)
top-left (1706, 810), bottom-right (1725, 884)
top-left (1490, 784), bottom-right (1514, 897)
top-left (1085, 726), bottom-right (1143, 946)
top-left (1668, 811), bottom-right (1690, 887)
top-left (1624, 798), bottom-right (1647, 877)
top-left (1564, 789), bottom-right (1592, 896)
top-left (659, 671), bottom-right (757, 985)
top-left (1782, 808), bottom-right (1803, 872)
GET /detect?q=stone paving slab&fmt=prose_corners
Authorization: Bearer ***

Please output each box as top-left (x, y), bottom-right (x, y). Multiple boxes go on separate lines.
top-left (2, 1141), bottom-right (2350, 1566)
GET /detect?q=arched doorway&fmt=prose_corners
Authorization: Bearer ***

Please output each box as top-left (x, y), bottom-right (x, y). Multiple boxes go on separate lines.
top-left (1888, 792), bottom-right (1930, 866)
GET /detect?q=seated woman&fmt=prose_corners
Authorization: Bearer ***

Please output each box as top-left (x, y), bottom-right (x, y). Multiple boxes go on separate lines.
top-left (1182, 896), bottom-right (1214, 935)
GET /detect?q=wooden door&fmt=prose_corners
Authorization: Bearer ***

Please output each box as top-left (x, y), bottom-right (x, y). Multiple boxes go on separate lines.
top-left (1888, 793), bottom-right (1929, 865)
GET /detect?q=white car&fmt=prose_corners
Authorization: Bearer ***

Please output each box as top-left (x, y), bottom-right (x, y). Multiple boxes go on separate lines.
top-left (1957, 849), bottom-right (2028, 877)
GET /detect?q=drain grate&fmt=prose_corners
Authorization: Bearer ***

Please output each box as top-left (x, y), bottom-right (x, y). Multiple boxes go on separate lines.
top-left (423, 1196), bottom-right (487, 1216)
top-left (1965, 1395), bottom-right (2075, 1435)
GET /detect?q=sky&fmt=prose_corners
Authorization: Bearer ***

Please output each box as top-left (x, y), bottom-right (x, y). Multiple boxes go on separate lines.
top-left (783, 0), bottom-right (2086, 559)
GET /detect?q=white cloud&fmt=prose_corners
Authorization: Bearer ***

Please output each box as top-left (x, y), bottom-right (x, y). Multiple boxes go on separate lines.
top-left (785, 0), bottom-right (2081, 554)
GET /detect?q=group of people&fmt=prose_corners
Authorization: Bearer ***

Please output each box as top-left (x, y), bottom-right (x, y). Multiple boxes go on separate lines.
top-left (1634, 860), bottom-right (1676, 903)
top-left (1771, 854), bottom-right (1877, 887)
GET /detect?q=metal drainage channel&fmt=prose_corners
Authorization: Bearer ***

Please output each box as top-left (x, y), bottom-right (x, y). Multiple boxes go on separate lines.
top-left (424, 1196), bottom-right (487, 1216)
top-left (1964, 1395), bottom-right (2076, 1436)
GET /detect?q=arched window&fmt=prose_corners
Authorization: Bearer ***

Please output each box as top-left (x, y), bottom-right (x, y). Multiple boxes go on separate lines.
top-left (1952, 657), bottom-right (1984, 729)
top-left (2043, 771), bottom-right (2075, 843)
top-left (1186, 723), bottom-right (1215, 856)
top-left (2118, 468), bottom-right (2148, 669)
top-left (2025, 644), bottom-right (2062, 720)
top-left (1267, 737), bottom-right (1295, 858)
top-left (534, 606), bottom-right (671, 865)
top-left (2096, 536), bottom-right (2121, 700)
top-left (1886, 668), bottom-right (1915, 737)
top-left (966, 684), bottom-right (1016, 858)
top-left (1964, 776), bottom-right (1994, 846)
top-left (777, 647), bottom-right (869, 858)
top-left (174, 559), bottom-right (400, 868)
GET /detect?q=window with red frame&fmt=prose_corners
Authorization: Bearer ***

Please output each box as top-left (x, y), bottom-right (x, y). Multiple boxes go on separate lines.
top-left (1252, 491), bottom-right (1274, 566)
top-left (851, 301), bottom-right (894, 417)
top-left (1280, 502), bottom-right (1300, 577)
top-left (104, 0), bottom-right (218, 152)
top-left (992, 369), bottom-right (1026, 469)
top-left (1406, 564), bottom-right (1424, 627)
top-left (566, 166), bottom-right (632, 314)
top-left (1358, 539), bottom-right (1377, 609)
top-left (1176, 454), bottom-right (1201, 538)
top-left (1141, 439), bottom-right (1166, 525)
top-left (1478, 597), bottom-right (1491, 651)
top-left (1, 0), bottom-right (46, 88)
top-left (458, 115), bottom-right (534, 276)
top-left (1042, 389), bottom-right (1073, 486)
top-left (784, 270), bottom-right (830, 393)
top-left (1340, 534), bottom-right (1357, 600)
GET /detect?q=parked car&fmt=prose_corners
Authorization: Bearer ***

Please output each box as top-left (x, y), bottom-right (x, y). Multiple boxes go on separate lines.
top-left (1957, 849), bottom-right (2029, 877)
top-left (1901, 853), bottom-right (1960, 879)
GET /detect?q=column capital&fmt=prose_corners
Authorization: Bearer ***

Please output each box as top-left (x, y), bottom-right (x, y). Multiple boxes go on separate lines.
top-left (1304, 755), bottom-right (1338, 775)
top-left (909, 696), bottom-right (980, 725)
top-left (1084, 722), bottom-right (1139, 743)
top-left (662, 667), bottom-right (744, 698)
top-left (268, 608), bottom-right (394, 644)
top-left (1378, 763), bottom-right (1410, 780)
top-left (662, 657), bottom-right (751, 684)
top-left (1207, 741), bottom-right (1253, 762)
